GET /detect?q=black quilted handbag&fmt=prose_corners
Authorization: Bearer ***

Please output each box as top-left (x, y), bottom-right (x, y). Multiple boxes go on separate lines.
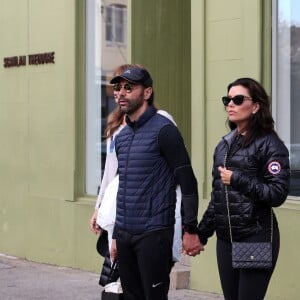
top-left (232, 242), bottom-right (272, 269)
top-left (224, 151), bottom-right (273, 270)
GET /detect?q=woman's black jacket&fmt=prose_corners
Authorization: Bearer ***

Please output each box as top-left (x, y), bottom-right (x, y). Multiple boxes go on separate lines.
top-left (198, 130), bottom-right (290, 244)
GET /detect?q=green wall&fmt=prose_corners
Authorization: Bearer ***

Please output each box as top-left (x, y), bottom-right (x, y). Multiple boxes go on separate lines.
top-left (1, 1), bottom-right (300, 299)
top-left (131, 0), bottom-right (191, 151)
top-left (0, 0), bottom-right (101, 272)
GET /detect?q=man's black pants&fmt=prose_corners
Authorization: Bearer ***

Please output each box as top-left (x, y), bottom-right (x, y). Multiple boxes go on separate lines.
top-left (116, 228), bottom-right (174, 300)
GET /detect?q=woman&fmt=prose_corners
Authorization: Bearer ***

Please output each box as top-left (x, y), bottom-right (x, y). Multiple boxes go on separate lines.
top-left (198, 78), bottom-right (290, 300)
top-left (89, 64), bottom-right (132, 286)
top-left (90, 64), bottom-right (134, 235)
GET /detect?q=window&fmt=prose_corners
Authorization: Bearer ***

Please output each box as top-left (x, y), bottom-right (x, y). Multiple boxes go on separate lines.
top-left (86, 0), bottom-right (128, 195)
top-left (273, 0), bottom-right (300, 197)
top-left (105, 4), bottom-right (127, 45)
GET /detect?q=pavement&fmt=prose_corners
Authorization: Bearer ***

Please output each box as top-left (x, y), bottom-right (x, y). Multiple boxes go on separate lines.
top-left (0, 253), bottom-right (224, 300)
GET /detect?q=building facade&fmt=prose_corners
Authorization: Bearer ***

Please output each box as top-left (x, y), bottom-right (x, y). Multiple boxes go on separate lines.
top-left (0, 0), bottom-right (299, 299)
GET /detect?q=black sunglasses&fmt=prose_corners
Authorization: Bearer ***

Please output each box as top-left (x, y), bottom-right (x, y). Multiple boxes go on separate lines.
top-left (221, 95), bottom-right (252, 106)
top-left (113, 83), bottom-right (135, 93)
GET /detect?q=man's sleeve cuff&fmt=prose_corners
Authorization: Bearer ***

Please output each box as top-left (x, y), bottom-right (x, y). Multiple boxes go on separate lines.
top-left (183, 225), bottom-right (199, 234)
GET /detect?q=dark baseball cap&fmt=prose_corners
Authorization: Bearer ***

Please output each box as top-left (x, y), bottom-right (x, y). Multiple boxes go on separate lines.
top-left (110, 67), bottom-right (153, 87)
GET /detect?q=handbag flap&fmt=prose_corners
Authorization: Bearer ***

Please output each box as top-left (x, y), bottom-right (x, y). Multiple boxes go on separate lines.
top-left (232, 242), bottom-right (272, 263)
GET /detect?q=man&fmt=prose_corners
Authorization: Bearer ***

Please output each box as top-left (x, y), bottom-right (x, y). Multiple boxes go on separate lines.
top-left (110, 66), bottom-right (203, 300)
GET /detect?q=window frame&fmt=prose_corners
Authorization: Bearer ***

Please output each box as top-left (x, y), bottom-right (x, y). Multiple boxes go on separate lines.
top-left (83, 0), bottom-right (128, 197)
top-left (85, 0), bottom-right (103, 196)
top-left (272, 0), bottom-right (300, 199)
top-left (105, 4), bottom-right (127, 46)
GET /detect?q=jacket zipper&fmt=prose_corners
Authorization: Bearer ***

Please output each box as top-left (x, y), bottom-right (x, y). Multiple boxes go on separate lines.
top-left (123, 130), bottom-right (135, 231)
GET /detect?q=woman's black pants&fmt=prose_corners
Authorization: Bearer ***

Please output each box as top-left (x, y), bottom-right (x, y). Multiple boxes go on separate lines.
top-left (216, 227), bottom-right (279, 300)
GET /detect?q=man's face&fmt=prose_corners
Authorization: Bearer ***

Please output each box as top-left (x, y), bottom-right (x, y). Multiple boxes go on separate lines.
top-left (115, 79), bottom-right (145, 115)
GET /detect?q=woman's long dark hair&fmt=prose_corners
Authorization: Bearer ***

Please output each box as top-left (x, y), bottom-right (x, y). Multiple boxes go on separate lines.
top-left (226, 78), bottom-right (276, 147)
top-left (104, 106), bottom-right (125, 138)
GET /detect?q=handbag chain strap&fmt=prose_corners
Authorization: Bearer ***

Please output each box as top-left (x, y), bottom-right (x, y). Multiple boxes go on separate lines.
top-left (107, 260), bottom-right (118, 284)
top-left (223, 151), bottom-right (273, 244)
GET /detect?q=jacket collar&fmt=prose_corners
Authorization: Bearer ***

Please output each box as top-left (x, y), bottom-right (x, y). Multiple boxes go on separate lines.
top-left (223, 129), bottom-right (238, 146)
top-left (126, 105), bottom-right (157, 129)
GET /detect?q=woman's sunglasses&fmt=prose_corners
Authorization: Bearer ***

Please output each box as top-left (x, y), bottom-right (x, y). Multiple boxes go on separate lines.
top-left (221, 95), bottom-right (252, 106)
top-left (113, 83), bottom-right (135, 93)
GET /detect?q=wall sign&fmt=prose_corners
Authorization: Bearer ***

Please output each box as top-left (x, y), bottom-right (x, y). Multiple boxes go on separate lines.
top-left (3, 51), bottom-right (55, 68)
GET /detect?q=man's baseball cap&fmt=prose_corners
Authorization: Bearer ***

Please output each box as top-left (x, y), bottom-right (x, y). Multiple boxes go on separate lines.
top-left (110, 67), bottom-right (153, 87)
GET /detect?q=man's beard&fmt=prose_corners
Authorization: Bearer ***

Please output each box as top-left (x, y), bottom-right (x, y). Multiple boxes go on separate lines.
top-left (119, 95), bottom-right (144, 115)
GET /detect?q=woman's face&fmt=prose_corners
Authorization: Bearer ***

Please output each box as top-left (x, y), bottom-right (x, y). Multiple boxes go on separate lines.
top-left (113, 90), bottom-right (119, 103)
top-left (225, 85), bottom-right (259, 132)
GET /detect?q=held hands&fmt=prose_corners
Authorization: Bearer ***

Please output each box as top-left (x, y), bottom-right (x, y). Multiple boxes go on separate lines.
top-left (109, 234), bottom-right (204, 260)
top-left (218, 166), bottom-right (233, 185)
top-left (182, 232), bottom-right (204, 257)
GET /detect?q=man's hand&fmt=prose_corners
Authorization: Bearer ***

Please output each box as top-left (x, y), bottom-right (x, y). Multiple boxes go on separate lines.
top-left (182, 232), bottom-right (204, 257)
top-left (110, 239), bottom-right (118, 262)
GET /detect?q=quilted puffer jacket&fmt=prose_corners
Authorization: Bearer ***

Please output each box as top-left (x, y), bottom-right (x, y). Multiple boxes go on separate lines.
top-left (114, 106), bottom-right (176, 235)
top-left (198, 130), bottom-right (290, 244)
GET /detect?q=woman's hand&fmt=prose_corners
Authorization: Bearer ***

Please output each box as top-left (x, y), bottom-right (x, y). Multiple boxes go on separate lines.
top-left (218, 166), bottom-right (233, 185)
top-left (182, 232), bottom-right (204, 257)
top-left (89, 209), bottom-right (102, 234)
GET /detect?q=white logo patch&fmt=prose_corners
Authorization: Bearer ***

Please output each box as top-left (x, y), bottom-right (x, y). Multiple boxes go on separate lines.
top-left (268, 161), bottom-right (281, 175)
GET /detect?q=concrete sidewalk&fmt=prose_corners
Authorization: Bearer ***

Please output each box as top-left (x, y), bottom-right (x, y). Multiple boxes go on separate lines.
top-left (0, 253), bottom-right (223, 300)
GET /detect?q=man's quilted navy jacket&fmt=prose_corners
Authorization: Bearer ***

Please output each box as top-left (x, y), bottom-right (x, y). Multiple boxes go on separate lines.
top-left (114, 106), bottom-right (176, 235)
